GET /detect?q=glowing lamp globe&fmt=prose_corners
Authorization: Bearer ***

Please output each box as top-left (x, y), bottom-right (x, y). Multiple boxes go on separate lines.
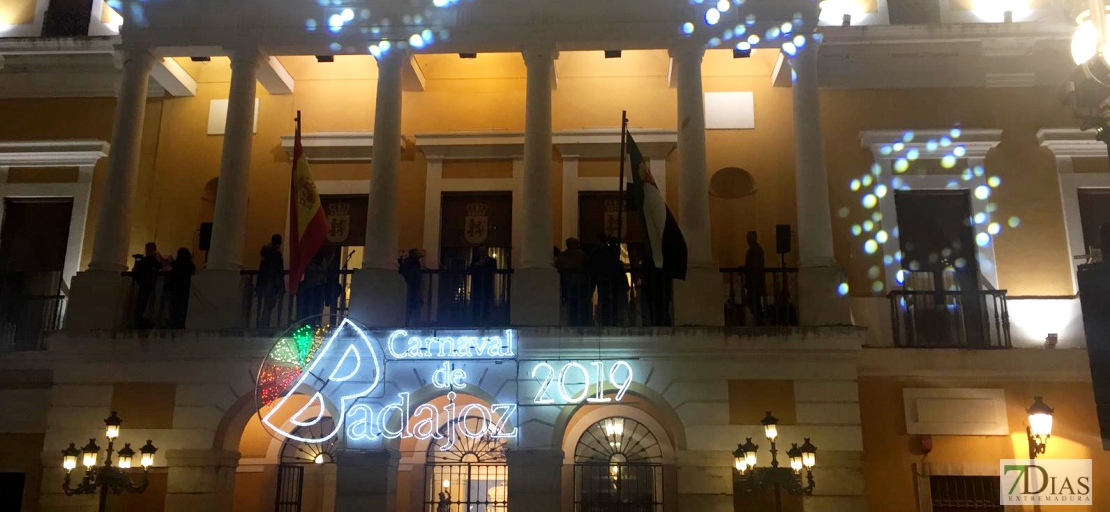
top-left (787, 444), bottom-right (803, 473)
top-left (800, 438), bottom-right (818, 469)
top-left (104, 411), bottom-right (122, 440)
top-left (81, 439), bottom-right (100, 469)
top-left (117, 443), bottom-right (135, 469)
top-left (1027, 396), bottom-right (1053, 451)
top-left (62, 443), bottom-right (80, 472)
top-left (139, 440), bottom-right (158, 469)
top-left (761, 411), bottom-right (779, 441)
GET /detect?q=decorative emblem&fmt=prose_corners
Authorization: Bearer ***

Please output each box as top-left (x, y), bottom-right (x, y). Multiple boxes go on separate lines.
top-left (326, 202), bottom-right (350, 244)
top-left (465, 202), bottom-right (490, 244)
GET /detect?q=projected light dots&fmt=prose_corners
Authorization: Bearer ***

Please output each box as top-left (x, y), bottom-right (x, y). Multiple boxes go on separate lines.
top-left (302, 0), bottom-right (457, 58)
top-left (842, 126), bottom-right (1020, 296)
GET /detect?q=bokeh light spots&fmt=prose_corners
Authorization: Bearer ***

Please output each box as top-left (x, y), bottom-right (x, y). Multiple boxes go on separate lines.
top-left (850, 178), bottom-right (861, 191)
top-left (864, 239), bottom-right (879, 254)
top-left (874, 184), bottom-right (888, 198)
top-left (870, 163), bottom-right (882, 176)
top-left (953, 145), bottom-right (967, 157)
top-left (895, 269), bottom-right (905, 285)
top-left (973, 212), bottom-right (986, 225)
top-left (837, 282), bottom-right (850, 296)
top-left (838, 206), bottom-right (850, 218)
top-left (893, 158), bottom-right (909, 173)
top-left (871, 281), bottom-right (885, 293)
top-left (868, 266), bottom-right (881, 279)
top-left (871, 211), bottom-right (882, 222)
top-left (862, 175), bottom-right (873, 187)
top-left (863, 220), bottom-right (875, 232)
top-left (906, 148), bottom-right (920, 161)
top-left (851, 224), bottom-right (863, 236)
top-left (875, 230), bottom-right (889, 243)
top-left (862, 194), bottom-right (877, 209)
top-left (976, 232), bottom-right (991, 247)
top-left (987, 222), bottom-right (1001, 235)
top-left (941, 155), bottom-right (957, 169)
top-left (974, 185), bottom-right (991, 200)
top-left (988, 176), bottom-right (1002, 188)
top-left (1008, 216), bottom-right (1021, 228)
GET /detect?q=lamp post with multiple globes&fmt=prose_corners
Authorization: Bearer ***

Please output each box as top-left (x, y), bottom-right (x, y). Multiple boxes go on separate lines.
top-left (60, 411), bottom-right (158, 512)
top-left (732, 411), bottom-right (817, 512)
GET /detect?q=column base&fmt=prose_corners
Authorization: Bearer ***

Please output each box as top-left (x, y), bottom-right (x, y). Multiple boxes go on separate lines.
top-left (165, 449), bottom-right (240, 512)
top-left (673, 266), bottom-right (725, 326)
top-left (186, 270), bottom-right (248, 330)
top-left (507, 449), bottom-right (563, 512)
top-left (335, 449), bottom-right (399, 512)
top-left (798, 265), bottom-right (852, 326)
top-left (65, 270), bottom-right (130, 330)
top-left (348, 268), bottom-right (407, 327)
top-left (509, 267), bottom-right (560, 326)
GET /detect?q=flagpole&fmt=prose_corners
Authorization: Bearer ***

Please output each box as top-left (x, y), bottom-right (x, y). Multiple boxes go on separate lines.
top-left (289, 111), bottom-right (301, 290)
top-left (616, 111), bottom-right (628, 253)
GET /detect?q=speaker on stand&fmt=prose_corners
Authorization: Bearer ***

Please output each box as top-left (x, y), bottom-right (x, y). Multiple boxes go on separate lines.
top-left (198, 222), bottom-right (213, 264)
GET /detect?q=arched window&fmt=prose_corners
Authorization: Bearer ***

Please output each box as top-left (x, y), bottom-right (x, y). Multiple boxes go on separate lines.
top-left (425, 416), bottom-right (508, 512)
top-left (574, 417), bottom-right (664, 512)
top-left (275, 417), bottom-right (338, 512)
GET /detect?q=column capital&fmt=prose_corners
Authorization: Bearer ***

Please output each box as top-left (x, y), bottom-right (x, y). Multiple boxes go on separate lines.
top-left (522, 46), bottom-right (558, 67)
top-left (785, 36), bottom-right (821, 68)
top-left (668, 40), bottom-right (706, 62)
top-left (373, 46), bottom-right (409, 66)
top-left (226, 47), bottom-right (266, 70)
top-left (117, 47), bottom-right (156, 72)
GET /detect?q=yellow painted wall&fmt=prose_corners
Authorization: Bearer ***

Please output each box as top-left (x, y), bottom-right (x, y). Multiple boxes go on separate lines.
top-left (0, 53), bottom-right (1082, 297)
top-left (0, 0), bottom-right (37, 26)
top-left (859, 378), bottom-right (1110, 511)
top-left (0, 96), bottom-right (163, 271)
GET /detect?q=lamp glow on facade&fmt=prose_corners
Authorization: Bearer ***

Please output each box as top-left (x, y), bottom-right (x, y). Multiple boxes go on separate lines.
top-left (62, 443), bottom-right (80, 472)
top-left (1027, 396), bottom-right (1054, 457)
top-left (105, 411), bottom-right (122, 440)
top-left (82, 439), bottom-right (99, 469)
top-left (761, 411), bottom-right (779, 441)
top-left (117, 444), bottom-right (135, 469)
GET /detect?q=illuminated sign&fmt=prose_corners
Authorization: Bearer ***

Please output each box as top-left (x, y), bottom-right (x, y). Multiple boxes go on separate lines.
top-left (386, 329), bottom-right (515, 360)
top-left (258, 321), bottom-right (638, 449)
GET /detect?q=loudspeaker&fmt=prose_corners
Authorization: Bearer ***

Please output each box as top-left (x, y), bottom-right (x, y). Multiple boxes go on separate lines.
top-left (199, 222), bottom-right (213, 251)
top-left (776, 224), bottom-right (791, 255)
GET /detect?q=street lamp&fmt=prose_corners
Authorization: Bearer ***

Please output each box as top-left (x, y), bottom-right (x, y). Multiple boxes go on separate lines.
top-left (61, 411), bottom-right (157, 512)
top-left (734, 411), bottom-right (817, 512)
top-left (1027, 396), bottom-right (1054, 458)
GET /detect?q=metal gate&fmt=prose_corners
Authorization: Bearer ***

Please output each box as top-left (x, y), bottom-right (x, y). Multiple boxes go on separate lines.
top-left (424, 463), bottom-right (508, 512)
top-left (274, 464), bottom-right (305, 512)
top-left (574, 463), bottom-right (664, 512)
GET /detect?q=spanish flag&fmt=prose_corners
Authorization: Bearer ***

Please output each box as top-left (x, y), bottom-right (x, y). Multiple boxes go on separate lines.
top-left (288, 111), bottom-right (328, 294)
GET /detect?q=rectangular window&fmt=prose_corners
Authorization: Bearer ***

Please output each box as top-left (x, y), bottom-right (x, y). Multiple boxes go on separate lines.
top-left (1077, 188), bottom-right (1110, 255)
top-left (930, 475), bottom-right (1002, 512)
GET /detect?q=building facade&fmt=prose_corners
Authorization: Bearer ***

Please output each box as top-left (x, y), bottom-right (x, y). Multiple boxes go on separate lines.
top-left (1, 0), bottom-right (1108, 511)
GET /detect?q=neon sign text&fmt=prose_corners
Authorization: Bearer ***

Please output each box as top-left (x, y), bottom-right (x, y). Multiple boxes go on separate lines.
top-left (387, 329), bottom-right (516, 360)
top-left (530, 361), bottom-right (634, 404)
top-left (346, 391), bottom-right (517, 451)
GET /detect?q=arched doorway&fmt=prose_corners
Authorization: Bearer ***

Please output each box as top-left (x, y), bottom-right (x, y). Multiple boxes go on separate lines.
top-left (275, 417), bottom-right (338, 512)
top-left (574, 417), bottom-right (664, 512)
top-left (424, 416), bottom-right (508, 512)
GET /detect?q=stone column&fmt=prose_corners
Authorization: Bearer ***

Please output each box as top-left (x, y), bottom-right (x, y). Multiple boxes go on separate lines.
top-left (509, 47), bottom-right (561, 326)
top-left (164, 449), bottom-right (240, 512)
top-left (669, 42), bottom-right (724, 326)
top-left (789, 42), bottom-right (851, 326)
top-left (66, 49), bottom-right (155, 330)
top-left (348, 48), bottom-right (408, 327)
top-left (334, 449), bottom-right (399, 512)
top-left (507, 449), bottom-right (563, 512)
top-left (188, 49), bottom-right (264, 329)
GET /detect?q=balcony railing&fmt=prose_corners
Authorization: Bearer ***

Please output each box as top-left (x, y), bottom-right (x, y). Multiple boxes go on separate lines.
top-left (0, 294), bottom-right (66, 351)
top-left (721, 267), bottom-right (799, 327)
top-left (407, 268), bottom-right (512, 327)
top-left (888, 289), bottom-right (1011, 348)
top-left (41, 8), bottom-right (92, 38)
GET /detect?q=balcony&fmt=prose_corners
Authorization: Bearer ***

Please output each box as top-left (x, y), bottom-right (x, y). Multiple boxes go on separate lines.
top-left (888, 289), bottom-right (1011, 349)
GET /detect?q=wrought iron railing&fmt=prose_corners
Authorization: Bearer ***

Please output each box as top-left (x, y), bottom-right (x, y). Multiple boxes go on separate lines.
top-left (574, 463), bottom-right (664, 512)
top-left (242, 269), bottom-right (353, 330)
top-left (557, 268), bottom-right (674, 327)
top-left (721, 267), bottom-right (799, 327)
top-left (888, 289), bottom-right (1011, 348)
top-left (405, 268), bottom-right (512, 327)
top-left (0, 294), bottom-right (66, 351)
top-left (41, 8), bottom-right (92, 38)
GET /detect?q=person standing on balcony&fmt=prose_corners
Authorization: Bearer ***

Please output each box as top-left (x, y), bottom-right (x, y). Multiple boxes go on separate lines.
top-left (399, 248), bottom-right (424, 326)
top-left (257, 234), bottom-right (284, 328)
top-left (167, 248), bottom-right (195, 329)
top-left (556, 238), bottom-right (588, 326)
top-left (469, 245), bottom-right (497, 325)
top-left (297, 252), bottom-right (327, 324)
top-left (744, 231), bottom-right (766, 325)
top-left (132, 242), bottom-right (166, 329)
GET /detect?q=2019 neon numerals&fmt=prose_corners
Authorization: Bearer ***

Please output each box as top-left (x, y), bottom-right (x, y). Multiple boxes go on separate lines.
top-left (530, 361), bottom-right (634, 404)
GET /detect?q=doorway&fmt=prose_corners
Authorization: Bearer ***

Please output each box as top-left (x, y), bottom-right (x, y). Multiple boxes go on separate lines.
top-left (424, 416), bottom-right (509, 512)
top-left (435, 192), bottom-right (512, 326)
top-left (893, 190), bottom-right (987, 347)
top-left (0, 198), bottom-right (72, 349)
top-left (0, 472), bottom-right (26, 512)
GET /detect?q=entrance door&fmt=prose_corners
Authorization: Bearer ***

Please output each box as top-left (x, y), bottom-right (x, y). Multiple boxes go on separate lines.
top-left (0, 472), bottom-right (25, 511)
top-left (0, 198), bottom-right (72, 349)
top-left (274, 464), bottom-right (305, 512)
